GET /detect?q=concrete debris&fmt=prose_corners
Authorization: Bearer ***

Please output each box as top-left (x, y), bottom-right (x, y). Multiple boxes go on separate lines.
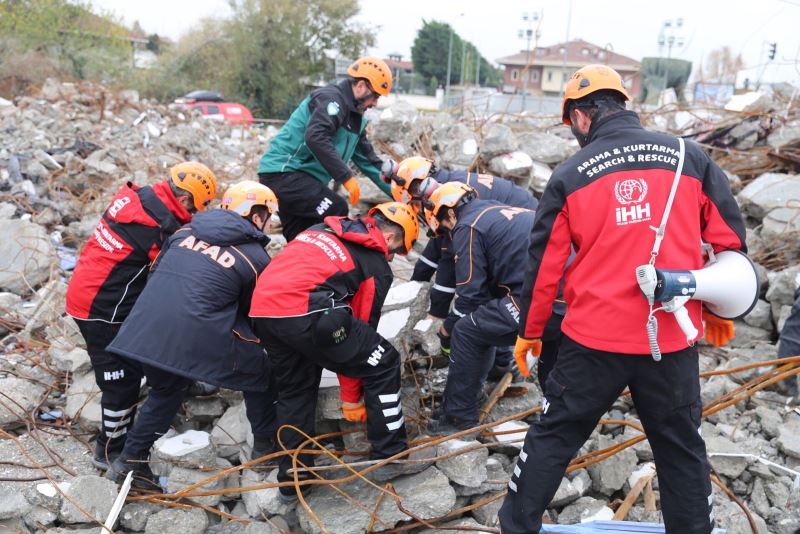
top-left (64, 370), bottom-right (102, 431)
top-left (240, 469), bottom-right (295, 517)
top-left (0, 376), bottom-right (46, 425)
top-left (587, 435), bottom-right (638, 496)
top-left (153, 429), bottom-right (217, 469)
top-left (0, 218), bottom-right (55, 295)
top-left (435, 439), bottom-right (488, 487)
top-left (58, 475), bottom-right (118, 524)
top-left (144, 506), bottom-right (208, 534)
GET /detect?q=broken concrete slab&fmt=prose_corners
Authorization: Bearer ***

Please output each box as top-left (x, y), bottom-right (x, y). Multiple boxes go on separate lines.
top-left (144, 506), bottom-right (208, 534)
top-left (64, 370), bottom-right (102, 431)
top-left (435, 439), bottom-right (488, 488)
top-left (296, 466), bottom-right (456, 534)
top-left (481, 124), bottom-right (519, 158)
top-left (58, 475), bottom-right (118, 524)
top-left (738, 173), bottom-right (800, 220)
top-left (153, 429), bottom-right (217, 468)
top-left (776, 414), bottom-right (800, 459)
top-left (488, 151), bottom-right (533, 184)
top-left (0, 376), bottom-right (46, 425)
top-left (706, 434), bottom-right (750, 478)
top-left (587, 435), bottom-right (638, 496)
top-left (48, 346), bottom-right (91, 375)
top-left (557, 496), bottom-right (614, 524)
top-left (0, 218), bottom-right (54, 295)
top-left (210, 401), bottom-right (252, 460)
top-left (240, 469), bottom-right (294, 518)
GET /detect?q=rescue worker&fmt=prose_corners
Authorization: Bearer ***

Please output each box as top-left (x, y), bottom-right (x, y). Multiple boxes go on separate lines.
top-left (499, 65), bottom-right (746, 533)
top-left (65, 162), bottom-right (217, 470)
top-left (104, 181), bottom-right (279, 490)
top-left (390, 156), bottom-right (537, 321)
top-left (422, 182), bottom-right (545, 432)
top-left (249, 202), bottom-right (419, 501)
top-left (257, 56), bottom-right (395, 242)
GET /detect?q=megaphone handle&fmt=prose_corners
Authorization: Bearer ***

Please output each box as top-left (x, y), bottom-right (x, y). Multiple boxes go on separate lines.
top-left (673, 306), bottom-right (698, 344)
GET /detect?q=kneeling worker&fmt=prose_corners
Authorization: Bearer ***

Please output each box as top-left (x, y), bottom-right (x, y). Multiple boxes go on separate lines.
top-left (249, 202), bottom-right (419, 500)
top-left (105, 181), bottom-right (280, 489)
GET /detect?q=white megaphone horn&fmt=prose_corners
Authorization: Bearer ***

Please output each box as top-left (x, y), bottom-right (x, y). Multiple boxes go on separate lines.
top-left (652, 250), bottom-right (760, 319)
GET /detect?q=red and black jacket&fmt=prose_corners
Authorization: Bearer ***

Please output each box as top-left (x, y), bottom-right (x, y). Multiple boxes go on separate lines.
top-left (249, 215), bottom-right (393, 401)
top-left (65, 181), bottom-right (191, 323)
top-left (519, 111), bottom-right (746, 354)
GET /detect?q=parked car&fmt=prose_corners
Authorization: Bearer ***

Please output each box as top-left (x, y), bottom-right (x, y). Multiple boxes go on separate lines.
top-left (174, 91), bottom-right (254, 126)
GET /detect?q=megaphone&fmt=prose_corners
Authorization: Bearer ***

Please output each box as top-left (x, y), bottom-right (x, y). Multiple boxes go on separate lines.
top-left (653, 250), bottom-right (760, 319)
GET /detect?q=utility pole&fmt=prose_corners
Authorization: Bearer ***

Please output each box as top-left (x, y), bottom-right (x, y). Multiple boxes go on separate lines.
top-left (656, 18), bottom-right (685, 94)
top-left (518, 11), bottom-right (539, 111)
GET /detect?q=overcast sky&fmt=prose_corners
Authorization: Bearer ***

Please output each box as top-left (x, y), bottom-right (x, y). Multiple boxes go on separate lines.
top-left (92, 0), bottom-right (800, 85)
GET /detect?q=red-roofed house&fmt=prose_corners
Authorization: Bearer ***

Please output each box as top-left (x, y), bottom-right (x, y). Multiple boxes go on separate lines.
top-left (496, 39), bottom-right (640, 98)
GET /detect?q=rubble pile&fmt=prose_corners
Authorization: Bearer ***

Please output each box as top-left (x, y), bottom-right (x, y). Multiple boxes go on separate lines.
top-left (0, 79), bottom-right (798, 533)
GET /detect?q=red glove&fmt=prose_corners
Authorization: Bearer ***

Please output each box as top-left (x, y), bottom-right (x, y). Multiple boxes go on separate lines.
top-left (704, 313), bottom-right (735, 347)
top-left (341, 400), bottom-right (367, 422)
top-left (514, 337), bottom-right (542, 378)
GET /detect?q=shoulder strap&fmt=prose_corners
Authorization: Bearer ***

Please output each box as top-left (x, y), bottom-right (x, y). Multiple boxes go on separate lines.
top-left (649, 137), bottom-right (686, 265)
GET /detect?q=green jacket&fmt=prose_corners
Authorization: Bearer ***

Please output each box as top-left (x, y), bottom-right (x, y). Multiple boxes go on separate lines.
top-left (258, 79), bottom-right (391, 196)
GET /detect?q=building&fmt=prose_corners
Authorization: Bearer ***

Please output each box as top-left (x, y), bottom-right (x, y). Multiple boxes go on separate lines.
top-left (496, 39), bottom-right (641, 98)
top-left (385, 54), bottom-right (416, 93)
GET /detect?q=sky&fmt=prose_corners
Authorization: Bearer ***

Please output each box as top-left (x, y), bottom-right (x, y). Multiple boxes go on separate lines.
top-left (91, 0), bottom-right (800, 85)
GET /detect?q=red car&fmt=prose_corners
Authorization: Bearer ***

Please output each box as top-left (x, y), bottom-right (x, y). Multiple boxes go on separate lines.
top-left (176, 91), bottom-right (254, 126)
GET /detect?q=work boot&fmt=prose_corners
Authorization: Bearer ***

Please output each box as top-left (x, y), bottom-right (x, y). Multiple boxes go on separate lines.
top-left (251, 436), bottom-right (278, 463)
top-left (278, 474), bottom-right (312, 504)
top-left (424, 414), bottom-right (478, 439)
top-left (185, 381), bottom-right (220, 398)
top-left (105, 453), bottom-right (161, 492)
top-left (490, 362), bottom-right (524, 383)
top-left (91, 442), bottom-right (121, 471)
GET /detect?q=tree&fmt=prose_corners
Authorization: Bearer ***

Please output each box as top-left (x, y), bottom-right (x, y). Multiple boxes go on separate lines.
top-left (0, 0), bottom-right (131, 80)
top-left (411, 19), bottom-right (499, 92)
top-left (695, 46), bottom-right (744, 84)
top-left (131, 0), bottom-right (374, 118)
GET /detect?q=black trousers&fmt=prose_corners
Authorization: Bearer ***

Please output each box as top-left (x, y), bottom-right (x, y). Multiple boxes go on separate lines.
top-left (120, 364), bottom-right (278, 458)
top-left (120, 363), bottom-right (192, 458)
top-left (498, 336), bottom-right (713, 534)
top-left (258, 171), bottom-right (348, 242)
top-left (74, 319), bottom-right (144, 455)
top-left (443, 297), bottom-right (520, 425)
top-left (253, 315), bottom-right (407, 487)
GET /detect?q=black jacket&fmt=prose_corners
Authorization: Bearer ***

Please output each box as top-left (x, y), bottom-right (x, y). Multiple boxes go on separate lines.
top-left (451, 199), bottom-right (535, 319)
top-left (107, 209), bottom-right (272, 391)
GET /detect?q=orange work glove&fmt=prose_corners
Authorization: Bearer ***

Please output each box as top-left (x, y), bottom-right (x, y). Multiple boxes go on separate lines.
top-left (704, 313), bottom-right (735, 347)
top-left (513, 336), bottom-right (542, 378)
top-left (342, 176), bottom-right (361, 206)
top-left (341, 399), bottom-right (367, 422)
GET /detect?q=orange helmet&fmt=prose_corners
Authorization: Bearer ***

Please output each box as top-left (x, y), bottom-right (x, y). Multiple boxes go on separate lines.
top-left (170, 161), bottom-right (218, 212)
top-left (393, 156), bottom-right (439, 203)
top-left (424, 182), bottom-right (476, 235)
top-left (347, 56), bottom-right (393, 96)
top-left (220, 180), bottom-right (278, 218)
top-left (368, 202), bottom-right (419, 255)
top-left (561, 64), bottom-right (630, 125)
